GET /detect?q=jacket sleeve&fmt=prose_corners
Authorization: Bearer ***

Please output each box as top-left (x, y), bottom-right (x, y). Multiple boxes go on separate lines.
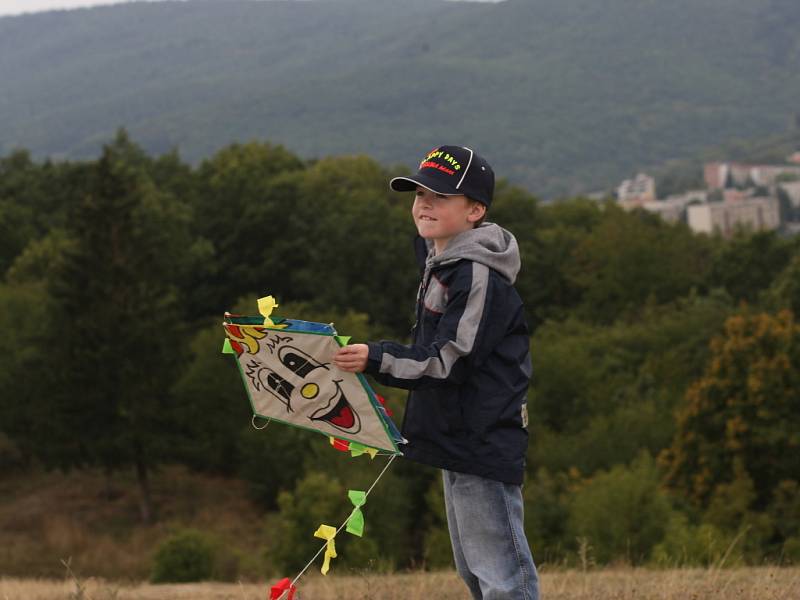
top-left (364, 261), bottom-right (491, 390)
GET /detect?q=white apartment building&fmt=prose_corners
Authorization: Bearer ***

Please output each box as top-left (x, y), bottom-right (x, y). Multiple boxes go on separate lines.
top-left (617, 173), bottom-right (656, 207)
top-left (687, 196), bottom-right (780, 236)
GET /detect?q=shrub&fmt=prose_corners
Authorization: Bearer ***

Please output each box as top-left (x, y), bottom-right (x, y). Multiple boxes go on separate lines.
top-left (651, 513), bottom-right (736, 567)
top-left (783, 537), bottom-right (800, 564)
top-left (568, 453), bottom-right (673, 564)
top-left (267, 472), bottom-right (346, 573)
top-left (150, 529), bottom-right (217, 583)
top-left (523, 467), bottom-right (573, 565)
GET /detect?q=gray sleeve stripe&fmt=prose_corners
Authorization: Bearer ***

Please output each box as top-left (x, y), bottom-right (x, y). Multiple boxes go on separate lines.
top-left (379, 263), bottom-right (489, 380)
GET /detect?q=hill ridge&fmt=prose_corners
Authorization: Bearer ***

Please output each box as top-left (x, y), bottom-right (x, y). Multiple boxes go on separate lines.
top-left (1, 0), bottom-right (799, 198)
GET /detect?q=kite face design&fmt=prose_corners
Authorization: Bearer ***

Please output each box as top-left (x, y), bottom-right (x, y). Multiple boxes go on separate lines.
top-left (241, 333), bottom-right (362, 435)
top-left (223, 309), bottom-right (402, 453)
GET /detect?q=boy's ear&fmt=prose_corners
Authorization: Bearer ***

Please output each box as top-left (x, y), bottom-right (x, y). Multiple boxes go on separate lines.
top-left (467, 200), bottom-right (487, 223)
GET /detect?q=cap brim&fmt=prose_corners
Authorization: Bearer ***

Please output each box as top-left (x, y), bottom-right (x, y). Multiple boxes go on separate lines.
top-left (389, 174), bottom-right (461, 196)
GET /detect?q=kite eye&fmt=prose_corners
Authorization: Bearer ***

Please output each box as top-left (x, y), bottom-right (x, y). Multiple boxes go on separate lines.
top-left (266, 371), bottom-right (295, 402)
top-left (278, 345), bottom-right (327, 378)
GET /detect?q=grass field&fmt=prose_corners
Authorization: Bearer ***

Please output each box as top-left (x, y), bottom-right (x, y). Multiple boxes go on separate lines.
top-left (3, 468), bottom-right (799, 599)
top-left (2, 568), bottom-right (799, 600)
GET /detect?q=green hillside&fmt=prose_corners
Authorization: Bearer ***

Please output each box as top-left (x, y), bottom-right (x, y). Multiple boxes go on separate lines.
top-left (1, 0), bottom-right (800, 197)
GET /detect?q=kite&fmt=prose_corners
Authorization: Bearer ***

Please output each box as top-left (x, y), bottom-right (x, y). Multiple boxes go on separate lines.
top-left (222, 296), bottom-right (404, 597)
top-left (222, 296), bottom-right (403, 453)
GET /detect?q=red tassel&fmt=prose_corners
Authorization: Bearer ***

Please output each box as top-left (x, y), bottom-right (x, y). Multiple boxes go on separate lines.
top-left (330, 437), bottom-right (350, 452)
top-left (269, 577), bottom-right (296, 600)
top-left (376, 394), bottom-right (394, 417)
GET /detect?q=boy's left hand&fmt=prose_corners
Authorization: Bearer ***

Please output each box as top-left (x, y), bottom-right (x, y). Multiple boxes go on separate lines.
top-left (333, 344), bottom-right (369, 373)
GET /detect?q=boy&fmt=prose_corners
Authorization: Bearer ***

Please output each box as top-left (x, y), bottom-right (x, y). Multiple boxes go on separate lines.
top-left (333, 145), bottom-right (539, 600)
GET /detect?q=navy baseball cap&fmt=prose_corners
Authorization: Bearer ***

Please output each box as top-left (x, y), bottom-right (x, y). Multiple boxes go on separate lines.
top-left (390, 145), bottom-right (495, 207)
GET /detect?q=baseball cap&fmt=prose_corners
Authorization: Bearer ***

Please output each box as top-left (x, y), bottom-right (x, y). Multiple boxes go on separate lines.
top-left (390, 145), bottom-right (495, 207)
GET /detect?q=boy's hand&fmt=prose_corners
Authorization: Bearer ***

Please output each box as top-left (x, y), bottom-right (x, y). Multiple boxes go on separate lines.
top-left (333, 344), bottom-right (369, 373)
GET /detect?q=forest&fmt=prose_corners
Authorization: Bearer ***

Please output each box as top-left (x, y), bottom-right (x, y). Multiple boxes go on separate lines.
top-left (1, 130), bottom-right (799, 581)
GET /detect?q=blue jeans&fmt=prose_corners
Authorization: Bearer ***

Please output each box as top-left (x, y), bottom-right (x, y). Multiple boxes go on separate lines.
top-left (442, 469), bottom-right (539, 600)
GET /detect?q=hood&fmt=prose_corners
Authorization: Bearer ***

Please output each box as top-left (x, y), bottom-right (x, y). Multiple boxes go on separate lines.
top-left (425, 222), bottom-right (521, 283)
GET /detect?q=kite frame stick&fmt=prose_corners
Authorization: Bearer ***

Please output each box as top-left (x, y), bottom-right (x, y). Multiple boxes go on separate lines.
top-left (274, 453), bottom-right (398, 600)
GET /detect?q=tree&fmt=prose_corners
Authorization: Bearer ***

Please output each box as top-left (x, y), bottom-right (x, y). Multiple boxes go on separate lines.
top-left (0, 281), bottom-right (50, 466)
top-left (189, 141), bottom-right (306, 320)
top-left (763, 254), bottom-right (800, 315)
top-left (39, 134), bottom-right (199, 522)
top-left (566, 203), bottom-right (715, 324)
top-left (529, 290), bottom-right (733, 472)
top-left (661, 310), bottom-right (800, 519)
top-left (709, 230), bottom-right (795, 304)
top-left (0, 150), bottom-right (74, 276)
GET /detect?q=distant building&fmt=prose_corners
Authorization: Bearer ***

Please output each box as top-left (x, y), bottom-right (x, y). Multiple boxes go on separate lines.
top-left (641, 201), bottom-right (684, 223)
top-left (662, 190), bottom-right (708, 205)
top-left (723, 188), bottom-right (749, 203)
top-left (687, 196), bottom-right (780, 236)
top-left (639, 190), bottom-right (707, 224)
top-left (704, 161), bottom-right (800, 189)
top-left (704, 162), bottom-right (749, 189)
top-left (750, 165), bottom-right (800, 186)
top-left (617, 173), bottom-right (656, 207)
top-left (779, 181), bottom-right (800, 207)
top-left (703, 162), bottom-right (725, 189)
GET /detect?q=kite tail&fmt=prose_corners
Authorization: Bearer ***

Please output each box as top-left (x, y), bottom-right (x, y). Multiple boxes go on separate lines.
top-left (274, 453), bottom-right (398, 600)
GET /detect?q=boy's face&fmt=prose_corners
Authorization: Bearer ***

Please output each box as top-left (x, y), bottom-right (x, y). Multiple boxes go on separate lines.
top-left (412, 186), bottom-right (485, 246)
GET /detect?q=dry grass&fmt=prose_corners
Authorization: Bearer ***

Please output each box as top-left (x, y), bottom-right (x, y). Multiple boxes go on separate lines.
top-left (3, 469), bottom-right (799, 599)
top-left (1, 568), bottom-right (799, 600)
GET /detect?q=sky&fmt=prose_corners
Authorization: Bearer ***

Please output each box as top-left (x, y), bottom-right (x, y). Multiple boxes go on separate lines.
top-left (0, 0), bottom-right (157, 17)
top-left (0, 0), bottom-right (501, 18)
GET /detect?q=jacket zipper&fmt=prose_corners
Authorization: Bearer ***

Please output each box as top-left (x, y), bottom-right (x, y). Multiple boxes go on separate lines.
top-left (411, 264), bottom-right (434, 341)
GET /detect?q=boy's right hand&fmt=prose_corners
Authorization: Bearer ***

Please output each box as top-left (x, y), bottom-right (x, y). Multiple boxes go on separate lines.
top-left (333, 344), bottom-right (369, 373)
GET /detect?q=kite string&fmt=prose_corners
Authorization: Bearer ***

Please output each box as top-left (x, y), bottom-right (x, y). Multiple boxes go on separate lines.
top-left (276, 453), bottom-right (398, 599)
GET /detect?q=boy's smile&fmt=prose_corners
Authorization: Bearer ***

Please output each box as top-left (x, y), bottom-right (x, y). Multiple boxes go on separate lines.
top-left (412, 185), bottom-right (485, 254)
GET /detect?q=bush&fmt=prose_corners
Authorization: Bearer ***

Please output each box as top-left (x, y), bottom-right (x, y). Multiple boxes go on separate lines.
top-left (150, 529), bottom-right (217, 583)
top-left (523, 468), bottom-right (573, 565)
top-left (568, 453), bottom-right (673, 564)
top-left (267, 472), bottom-right (346, 573)
top-left (651, 513), bottom-right (736, 567)
top-left (783, 537), bottom-right (800, 564)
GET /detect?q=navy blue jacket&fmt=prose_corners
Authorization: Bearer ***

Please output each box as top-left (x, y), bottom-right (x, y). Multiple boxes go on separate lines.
top-left (365, 223), bottom-right (531, 485)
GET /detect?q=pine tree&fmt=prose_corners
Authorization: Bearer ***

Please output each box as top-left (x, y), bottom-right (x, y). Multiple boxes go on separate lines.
top-left (43, 131), bottom-right (193, 522)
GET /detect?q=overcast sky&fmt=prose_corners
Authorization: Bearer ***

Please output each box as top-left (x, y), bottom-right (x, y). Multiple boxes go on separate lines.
top-left (0, 0), bottom-right (500, 18)
top-left (0, 0), bottom-right (156, 17)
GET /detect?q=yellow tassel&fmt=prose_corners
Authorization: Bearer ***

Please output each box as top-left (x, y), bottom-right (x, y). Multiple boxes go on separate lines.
top-left (313, 524), bottom-right (337, 575)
